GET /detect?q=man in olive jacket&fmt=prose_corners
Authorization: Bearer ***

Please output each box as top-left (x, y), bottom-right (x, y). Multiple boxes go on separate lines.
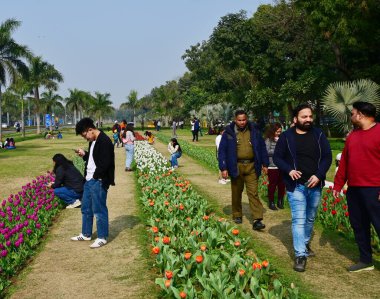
top-left (218, 110), bottom-right (269, 230)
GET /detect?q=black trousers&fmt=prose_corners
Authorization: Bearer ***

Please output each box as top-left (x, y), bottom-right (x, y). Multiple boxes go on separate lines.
top-left (192, 129), bottom-right (199, 141)
top-left (346, 186), bottom-right (380, 263)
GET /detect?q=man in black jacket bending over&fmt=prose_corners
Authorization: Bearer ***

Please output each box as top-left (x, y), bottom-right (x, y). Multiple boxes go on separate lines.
top-left (71, 118), bottom-right (115, 249)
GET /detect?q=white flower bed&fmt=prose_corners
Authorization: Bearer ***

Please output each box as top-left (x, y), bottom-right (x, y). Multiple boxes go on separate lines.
top-left (134, 141), bottom-right (170, 174)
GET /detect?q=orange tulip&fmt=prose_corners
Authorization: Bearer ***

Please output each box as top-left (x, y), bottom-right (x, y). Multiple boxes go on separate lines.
top-left (195, 255), bottom-right (203, 263)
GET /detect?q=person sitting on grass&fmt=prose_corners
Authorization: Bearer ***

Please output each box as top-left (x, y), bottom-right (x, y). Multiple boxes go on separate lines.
top-left (5, 138), bottom-right (16, 149)
top-left (168, 138), bottom-right (182, 169)
top-left (57, 131), bottom-right (63, 139)
top-left (47, 153), bottom-right (84, 209)
top-left (144, 131), bottom-right (155, 145)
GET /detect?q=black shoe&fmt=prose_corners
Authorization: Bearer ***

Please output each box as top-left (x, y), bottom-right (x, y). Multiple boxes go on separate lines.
top-left (306, 243), bottom-right (315, 257)
top-left (233, 217), bottom-right (242, 224)
top-left (294, 256), bottom-right (307, 272)
top-left (277, 199), bottom-right (284, 209)
top-left (269, 202), bottom-right (278, 210)
top-left (252, 220), bottom-right (265, 231)
top-left (347, 262), bottom-right (374, 272)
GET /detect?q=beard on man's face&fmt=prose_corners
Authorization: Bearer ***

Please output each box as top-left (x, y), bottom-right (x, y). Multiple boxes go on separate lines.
top-left (295, 121), bottom-right (313, 131)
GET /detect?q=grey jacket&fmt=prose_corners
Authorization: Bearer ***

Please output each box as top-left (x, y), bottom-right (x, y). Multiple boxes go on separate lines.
top-left (265, 138), bottom-right (277, 168)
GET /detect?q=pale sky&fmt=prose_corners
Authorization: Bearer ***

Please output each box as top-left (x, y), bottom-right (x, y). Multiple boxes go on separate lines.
top-left (1, 0), bottom-right (272, 107)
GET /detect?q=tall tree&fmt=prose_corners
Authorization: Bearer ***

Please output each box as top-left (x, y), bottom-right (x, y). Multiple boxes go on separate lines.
top-left (40, 90), bottom-right (63, 131)
top-left (88, 92), bottom-right (114, 125)
top-left (120, 90), bottom-right (139, 124)
top-left (3, 77), bottom-right (33, 137)
top-left (0, 18), bottom-right (30, 140)
top-left (297, 0), bottom-right (380, 82)
top-left (65, 88), bottom-right (89, 124)
top-left (28, 56), bottom-right (63, 133)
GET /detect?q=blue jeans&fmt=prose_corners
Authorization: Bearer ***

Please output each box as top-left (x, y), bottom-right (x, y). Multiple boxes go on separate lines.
top-left (81, 179), bottom-right (109, 239)
top-left (54, 187), bottom-right (82, 205)
top-left (170, 152), bottom-right (182, 167)
top-left (287, 184), bottom-right (321, 257)
top-left (125, 144), bottom-right (134, 168)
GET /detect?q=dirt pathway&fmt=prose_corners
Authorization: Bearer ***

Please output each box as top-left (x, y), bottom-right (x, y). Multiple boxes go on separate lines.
top-left (8, 147), bottom-right (156, 299)
top-left (154, 139), bottom-right (380, 299)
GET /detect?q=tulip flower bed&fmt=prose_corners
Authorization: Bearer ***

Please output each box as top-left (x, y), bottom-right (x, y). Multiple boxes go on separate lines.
top-left (0, 173), bottom-right (62, 292)
top-left (135, 141), bottom-right (298, 298)
top-left (316, 187), bottom-right (380, 254)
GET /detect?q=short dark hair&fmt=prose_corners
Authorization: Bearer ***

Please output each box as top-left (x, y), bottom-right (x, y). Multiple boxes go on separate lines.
top-left (352, 101), bottom-right (376, 118)
top-left (75, 118), bottom-right (96, 135)
top-left (235, 110), bottom-right (247, 117)
top-left (293, 104), bottom-right (312, 118)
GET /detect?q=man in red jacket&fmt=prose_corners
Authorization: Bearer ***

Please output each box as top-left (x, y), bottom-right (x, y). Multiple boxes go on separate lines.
top-left (333, 101), bottom-right (380, 272)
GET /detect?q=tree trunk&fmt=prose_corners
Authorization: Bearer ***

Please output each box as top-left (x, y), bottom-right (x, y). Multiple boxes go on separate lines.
top-left (21, 97), bottom-right (25, 138)
top-left (49, 112), bottom-right (53, 132)
top-left (28, 98), bottom-right (31, 127)
top-left (34, 87), bottom-right (41, 134)
top-left (0, 86), bottom-right (3, 141)
top-left (74, 108), bottom-right (77, 125)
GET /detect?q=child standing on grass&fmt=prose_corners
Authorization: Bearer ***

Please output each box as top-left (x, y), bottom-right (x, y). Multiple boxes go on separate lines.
top-left (113, 130), bottom-right (120, 148)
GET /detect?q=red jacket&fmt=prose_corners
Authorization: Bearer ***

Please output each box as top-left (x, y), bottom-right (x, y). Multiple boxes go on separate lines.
top-left (334, 123), bottom-right (380, 191)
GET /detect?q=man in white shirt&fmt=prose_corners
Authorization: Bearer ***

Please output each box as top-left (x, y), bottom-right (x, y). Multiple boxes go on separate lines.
top-left (71, 118), bottom-right (115, 249)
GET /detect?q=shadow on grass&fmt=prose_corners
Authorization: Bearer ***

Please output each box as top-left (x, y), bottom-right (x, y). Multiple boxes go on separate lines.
top-left (223, 202), bottom-right (273, 224)
top-left (268, 220), bottom-right (294, 258)
top-left (317, 227), bottom-right (380, 269)
top-left (108, 214), bottom-right (140, 242)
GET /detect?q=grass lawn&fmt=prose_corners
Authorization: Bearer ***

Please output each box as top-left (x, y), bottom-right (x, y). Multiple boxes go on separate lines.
top-left (0, 130), bottom-right (105, 199)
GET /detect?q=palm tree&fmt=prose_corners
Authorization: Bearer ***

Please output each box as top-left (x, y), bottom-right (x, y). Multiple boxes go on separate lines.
top-left (88, 92), bottom-right (114, 125)
top-left (0, 18), bottom-right (30, 140)
top-left (41, 90), bottom-right (63, 131)
top-left (120, 90), bottom-right (139, 124)
top-left (4, 77), bottom-right (33, 137)
top-left (65, 88), bottom-right (89, 124)
top-left (322, 79), bottom-right (380, 134)
top-left (28, 56), bottom-right (63, 134)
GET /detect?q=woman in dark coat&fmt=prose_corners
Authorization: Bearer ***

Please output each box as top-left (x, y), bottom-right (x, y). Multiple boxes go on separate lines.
top-left (48, 153), bottom-right (84, 208)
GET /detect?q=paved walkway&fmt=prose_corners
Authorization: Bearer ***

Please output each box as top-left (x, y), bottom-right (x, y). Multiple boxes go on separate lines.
top-left (8, 147), bottom-right (156, 299)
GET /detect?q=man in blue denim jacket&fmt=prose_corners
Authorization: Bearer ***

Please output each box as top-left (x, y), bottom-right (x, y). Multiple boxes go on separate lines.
top-left (273, 104), bottom-right (332, 272)
top-left (218, 110), bottom-right (269, 230)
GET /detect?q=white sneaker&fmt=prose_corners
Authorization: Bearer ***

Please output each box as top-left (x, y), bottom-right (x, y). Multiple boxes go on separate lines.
top-left (66, 199), bottom-right (81, 209)
top-left (90, 238), bottom-right (107, 249)
top-left (218, 179), bottom-right (227, 184)
top-left (71, 233), bottom-right (91, 241)
top-left (224, 178), bottom-right (231, 182)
